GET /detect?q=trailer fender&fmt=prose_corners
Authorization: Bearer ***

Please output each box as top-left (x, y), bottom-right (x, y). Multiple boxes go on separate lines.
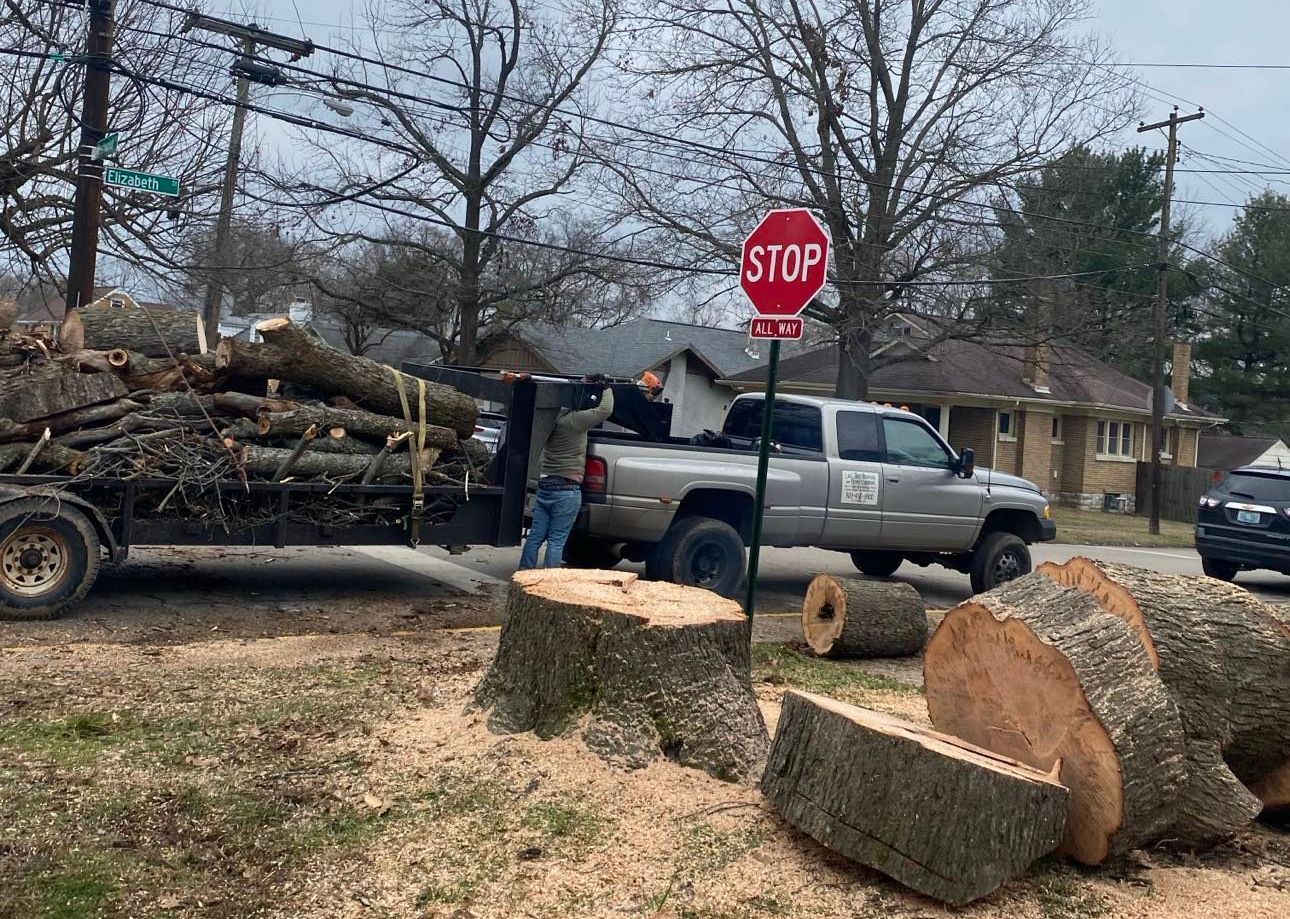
top-left (0, 485), bottom-right (123, 562)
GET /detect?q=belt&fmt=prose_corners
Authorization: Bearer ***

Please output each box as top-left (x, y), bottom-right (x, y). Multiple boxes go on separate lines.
top-left (539, 478), bottom-right (582, 491)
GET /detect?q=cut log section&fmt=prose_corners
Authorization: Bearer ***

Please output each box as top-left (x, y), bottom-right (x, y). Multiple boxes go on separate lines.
top-left (60, 305), bottom-right (210, 357)
top-left (0, 363), bottom-right (127, 424)
top-left (762, 691), bottom-right (1068, 905)
top-left (471, 569), bottom-right (767, 781)
top-left (258, 406), bottom-right (457, 451)
top-left (238, 444), bottom-right (440, 480)
top-left (1039, 557), bottom-right (1289, 815)
top-left (0, 398), bottom-right (142, 444)
top-left (215, 318), bottom-right (478, 437)
top-left (801, 575), bottom-right (927, 658)
top-left (924, 575), bottom-right (1186, 865)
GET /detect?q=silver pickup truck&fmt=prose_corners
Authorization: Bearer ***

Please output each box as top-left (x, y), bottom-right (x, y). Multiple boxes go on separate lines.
top-left (567, 393), bottom-right (1056, 597)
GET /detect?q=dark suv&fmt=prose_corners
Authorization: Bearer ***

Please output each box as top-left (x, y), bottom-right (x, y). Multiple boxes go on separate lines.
top-left (1195, 465), bottom-right (1290, 581)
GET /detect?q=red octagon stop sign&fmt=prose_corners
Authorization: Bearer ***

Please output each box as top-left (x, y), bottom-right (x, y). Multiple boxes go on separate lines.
top-left (740, 208), bottom-right (830, 317)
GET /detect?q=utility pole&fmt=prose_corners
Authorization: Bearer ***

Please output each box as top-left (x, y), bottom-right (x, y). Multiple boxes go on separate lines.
top-left (64, 0), bottom-right (115, 318)
top-left (182, 15), bottom-right (313, 334)
top-left (1138, 107), bottom-right (1203, 535)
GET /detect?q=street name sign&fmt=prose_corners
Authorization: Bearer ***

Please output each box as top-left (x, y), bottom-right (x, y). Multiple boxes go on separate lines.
top-left (92, 132), bottom-right (118, 161)
top-left (103, 166), bottom-right (180, 197)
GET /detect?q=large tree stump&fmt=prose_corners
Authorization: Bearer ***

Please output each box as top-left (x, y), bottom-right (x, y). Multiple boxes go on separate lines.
top-left (763, 691), bottom-right (1067, 905)
top-left (471, 569), bottom-right (768, 781)
top-left (924, 575), bottom-right (1186, 865)
top-left (0, 364), bottom-right (127, 424)
top-left (60, 305), bottom-right (210, 357)
top-left (1039, 557), bottom-right (1290, 814)
top-left (801, 575), bottom-right (927, 658)
top-left (215, 318), bottom-right (478, 437)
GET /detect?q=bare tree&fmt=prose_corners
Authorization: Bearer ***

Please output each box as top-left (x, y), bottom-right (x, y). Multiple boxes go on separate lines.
top-left (0, 1), bottom-right (231, 289)
top-left (287, 0), bottom-right (626, 364)
top-left (173, 221), bottom-right (320, 317)
top-left (612, 0), bottom-right (1135, 397)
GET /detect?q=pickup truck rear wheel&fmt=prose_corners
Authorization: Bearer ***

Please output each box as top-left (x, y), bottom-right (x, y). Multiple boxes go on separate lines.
top-left (849, 551), bottom-right (904, 578)
top-left (648, 517), bottom-right (746, 598)
top-left (563, 536), bottom-right (620, 569)
top-left (968, 532), bottom-right (1031, 595)
top-left (0, 499), bottom-right (101, 621)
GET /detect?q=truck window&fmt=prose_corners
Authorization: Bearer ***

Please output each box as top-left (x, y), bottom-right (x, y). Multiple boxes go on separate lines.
top-left (882, 417), bottom-right (953, 469)
top-left (723, 399), bottom-right (823, 453)
top-left (836, 411), bottom-right (881, 461)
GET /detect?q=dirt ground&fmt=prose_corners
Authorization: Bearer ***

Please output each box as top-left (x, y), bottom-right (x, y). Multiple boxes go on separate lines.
top-left (1, 558), bottom-right (1286, 919)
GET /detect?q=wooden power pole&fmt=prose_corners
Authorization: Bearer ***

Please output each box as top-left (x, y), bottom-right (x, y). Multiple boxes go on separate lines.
top-left (1138, 107), bottom-right (1203, 535)
top-left (64, 0), bottom-right (116, 318)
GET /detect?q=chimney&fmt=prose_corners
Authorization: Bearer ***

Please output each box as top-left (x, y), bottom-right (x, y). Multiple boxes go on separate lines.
top-left (1171, 341), bottom-right (1192, 405)
top-left (1023, 343), bottom-right (1051, 393)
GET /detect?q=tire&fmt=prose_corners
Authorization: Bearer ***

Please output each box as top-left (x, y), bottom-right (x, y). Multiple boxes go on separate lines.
top-left (969, 531), bottom-right (1031, 595)
top-left (849, 550), bottom-right (904, 578)
top-left (0, 499), bottom-right (101, 621)
top-left (648, 517), bottom-right (746, 598)
top-left (563, 536), bottom-right (620, 569)
top-left (1201, 557), bottom-right (1240, 582)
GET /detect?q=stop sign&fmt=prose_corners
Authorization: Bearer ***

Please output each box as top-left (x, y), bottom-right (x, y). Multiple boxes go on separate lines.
top-left (740, 209), bottom-right (830, 317)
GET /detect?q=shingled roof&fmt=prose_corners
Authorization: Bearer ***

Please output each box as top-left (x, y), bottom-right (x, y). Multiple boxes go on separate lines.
top-left (1197, 434), bottom-right (1288, 470)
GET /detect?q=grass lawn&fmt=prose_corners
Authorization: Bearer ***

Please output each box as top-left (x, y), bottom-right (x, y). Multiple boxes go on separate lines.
top-left (1050, 507), bottom-right (1194, 548)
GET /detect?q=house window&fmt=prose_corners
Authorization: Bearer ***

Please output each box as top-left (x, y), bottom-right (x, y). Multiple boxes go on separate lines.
top-left (1051, 416), bottom-right (1063, 444)
top-left (109, 297), bottom-right (125, 309)
top-left (1096, 420), bottom-right (1134, 459)
top-left (997, 411), bottom-right (1016, 441)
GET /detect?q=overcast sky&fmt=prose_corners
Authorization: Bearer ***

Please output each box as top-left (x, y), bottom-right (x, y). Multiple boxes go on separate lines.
top-left (207, 0), bottom-right (1290, 240)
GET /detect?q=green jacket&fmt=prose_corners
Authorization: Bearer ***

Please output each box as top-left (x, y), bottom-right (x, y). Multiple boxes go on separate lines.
top-left (540, 388), bottom-right (614, 482)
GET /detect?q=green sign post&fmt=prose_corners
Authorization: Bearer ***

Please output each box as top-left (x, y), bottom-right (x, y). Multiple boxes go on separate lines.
top-left (103, 166), bottom-right (180, 197)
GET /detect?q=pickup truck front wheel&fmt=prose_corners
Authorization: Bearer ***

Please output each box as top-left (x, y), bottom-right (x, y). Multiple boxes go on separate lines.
top-left (647, 517), bottom-right (746, 599)
top-left (968, 532), bottom-right (1031, 595)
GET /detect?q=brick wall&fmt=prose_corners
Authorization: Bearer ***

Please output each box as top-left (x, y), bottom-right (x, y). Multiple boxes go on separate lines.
top-left (1018, 409), bottom-right (1055, 494)
top-left (948, 407), bottom-right (995, 466)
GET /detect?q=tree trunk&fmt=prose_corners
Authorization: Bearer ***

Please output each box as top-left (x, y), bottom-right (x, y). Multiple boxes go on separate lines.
top-left (60, 306), bottom-right (211, 358)
top-left (0, 365), bottom-right (128, 424)
top-left (146, 391), bottom-right (299, 420)
top-left (924, 575), bottom-right (1186, 865)
top-left (471, 569), bottom-right (768, 782)
top-left (239, 444), bottom-right (439, 480)
top-left (258, 406), bottom-right (457, 451)
top-left (801, 574), bottom-right (927, 658)
top-left (218, 319), bottom-right (478, 437)
top-left (212, 338), bottom-right (289, 380)
top-left (1038, 557), bottom-right (1289, 815)
top-left (0, 398), bottom-right (142, 444)
top-left (63, 349), bottom-right (207, 393)
top-left (763, 691), bottom-right (1068, 906)
top-left (306, 432), bottom-right (381, 456)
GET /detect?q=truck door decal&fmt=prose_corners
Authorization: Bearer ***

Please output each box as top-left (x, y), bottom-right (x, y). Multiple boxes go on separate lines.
top-left (840, 470), bottom-right (880, 505)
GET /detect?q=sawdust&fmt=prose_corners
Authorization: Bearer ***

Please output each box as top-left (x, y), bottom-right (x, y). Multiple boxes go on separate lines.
top-left (515, 568), bottom-right (747, 625)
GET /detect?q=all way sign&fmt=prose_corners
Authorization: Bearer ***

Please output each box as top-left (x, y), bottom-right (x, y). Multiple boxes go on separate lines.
top-left (750, 316), bottom-right (803, 339)
top-left (103, 166), bottom-right (180, 198)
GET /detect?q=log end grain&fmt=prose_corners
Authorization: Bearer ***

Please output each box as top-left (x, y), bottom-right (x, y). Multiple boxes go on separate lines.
top-left (762, 691), bottom-right (1068, 906)
top-left (512, 569), bottom-right (746, 627)
top-left (801, 574), bottom-right (927, 658)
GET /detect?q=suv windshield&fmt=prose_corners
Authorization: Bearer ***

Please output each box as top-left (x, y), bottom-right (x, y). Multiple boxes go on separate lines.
top-left (1219, 471), bottom-right (1290, 501)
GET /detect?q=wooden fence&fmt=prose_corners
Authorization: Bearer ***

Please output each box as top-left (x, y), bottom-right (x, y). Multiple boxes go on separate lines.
top-left (1135, 462), bottom-right (1218, 524)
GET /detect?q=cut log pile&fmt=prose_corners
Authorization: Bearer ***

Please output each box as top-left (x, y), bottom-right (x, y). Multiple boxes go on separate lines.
top-left (0, 309), bottom-right (483, 530)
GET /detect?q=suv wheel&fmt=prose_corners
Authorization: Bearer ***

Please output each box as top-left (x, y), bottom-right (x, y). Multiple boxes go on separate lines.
top-left (849, 551), bottom-right (903, 578)
top-left (969, 532), bottom-right (1031, 595)
top-left (647, 517), bottom-right (746, 598)
top-left (1201, 557), bottom-right (1239, 582)
top-left (0, 500), bottom-right (101, 621)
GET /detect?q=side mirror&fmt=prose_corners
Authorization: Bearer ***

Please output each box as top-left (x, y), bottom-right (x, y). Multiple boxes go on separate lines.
top-left (957, 447), bottom-right (976, 479)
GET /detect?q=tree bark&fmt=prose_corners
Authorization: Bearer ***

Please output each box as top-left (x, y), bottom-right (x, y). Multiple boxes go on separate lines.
top-left (833, 313), bottom-right (875, 400)
top-left (238, 444), bottom-right (439, 480)
top-left (217, 318), bottom-right (478, 437)
top-left (258, 406), bottom-right (457, 451)
top-left (801, 574), bottom-right (927, 658)
top-left (146, 391), bottom-right (299, 420)
top-left (471, 569), bottom-right (768, 782)
top-left (60, 306), bottom-right (210, 358)
top-left (212, 338), bottom-right (289, 380)
top-left (924, 575), bottom-right (1186, 865)
top-left (0, 363), bottom-right (127, 423)
top-left (1038, 557), bottom-right (1290, 815)
top-left (763, 691), bottom-right (1068, 905)
top-left (306, 432), bottom-right (380, 456)
top-left (0, 398), bottom-right (142, 444)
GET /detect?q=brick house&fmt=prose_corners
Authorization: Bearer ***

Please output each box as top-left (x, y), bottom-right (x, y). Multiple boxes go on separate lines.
top-left (722, 330), bottom-right (1221, 510)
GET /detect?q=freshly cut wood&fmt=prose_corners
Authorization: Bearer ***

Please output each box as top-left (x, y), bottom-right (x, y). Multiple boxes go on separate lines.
top-left (60, 305), bottom-right (209, 357)
top-left (239, 444), bottom-right (439, 480)
top-left (65, 348), bottom-right (207, 392)
top-left (1039, 557), bottom-right (1289, 816)
top-left (762, 691), bottom-right (1068, 905)
top-left (146, 391), bottom-right (299, 420)
top-left (1250, 761), bottom-right (1290, 811)
top-left (213, 338), bottom-right (287, 380)
top-left (801, 575), bottom-right (927, 658)
top-left (221, 318), bottom-right (478, 437)
top-left (472, 569), bottom-right (768, 781)
top-left (307, 432), bottom-right (380, 456)
top-left (924, 575), bottom-right (1186, 865)
top-left (0, 363), bottom-right (127, 423)
top-left (259, 406), bottom-right (457, 450)
top-left (0, 398), bottom-right (141, 443)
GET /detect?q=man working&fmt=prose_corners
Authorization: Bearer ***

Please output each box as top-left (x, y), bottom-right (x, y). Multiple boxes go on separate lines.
top-left (518, 376), bottom-right (615, 570)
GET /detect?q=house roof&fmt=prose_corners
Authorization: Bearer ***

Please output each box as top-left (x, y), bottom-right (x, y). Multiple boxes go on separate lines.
top-left (1197, 434), bottom-right (1287, 470)
top-left (723, 337), bottom-right (1220, 421)
top-left (16, 286), bottom-right (175, 322)
top-left (490, 318), bottom-right (802, 379)
top-left (312, 323), bottom-right (443, 366)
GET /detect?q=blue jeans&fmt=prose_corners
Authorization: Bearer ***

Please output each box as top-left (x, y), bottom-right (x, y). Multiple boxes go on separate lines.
top-left (519, 486), bottom-right (583, 570)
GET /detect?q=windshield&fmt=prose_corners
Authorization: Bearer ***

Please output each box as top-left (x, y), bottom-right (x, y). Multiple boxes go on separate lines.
top-left (1219, 471), bottom-right (1290, 501)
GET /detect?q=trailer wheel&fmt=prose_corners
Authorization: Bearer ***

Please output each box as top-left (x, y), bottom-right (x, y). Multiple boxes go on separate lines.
top-left (0, 500), bottom-right (101, 621)
top-left (647, 517), bottom-right (746, 598)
